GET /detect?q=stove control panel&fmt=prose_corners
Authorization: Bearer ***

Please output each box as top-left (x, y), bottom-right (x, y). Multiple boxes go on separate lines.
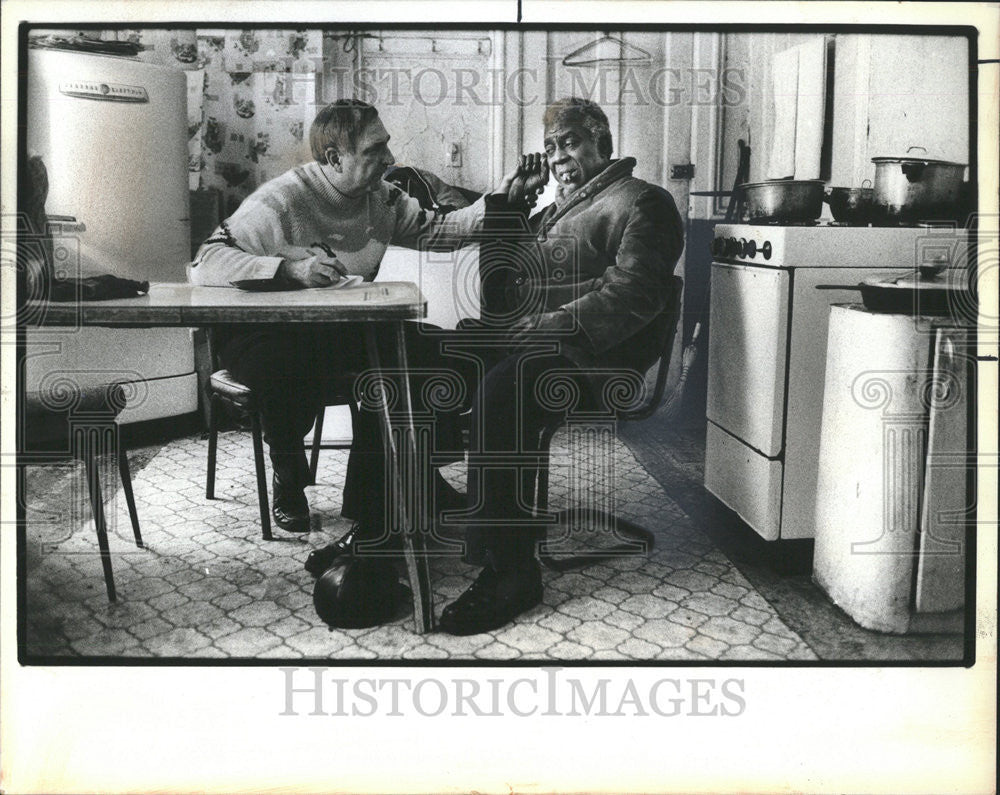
top-left (711, 234), bottom-right (772, 261)
top-left (710, 224), bottom-right (963, 270)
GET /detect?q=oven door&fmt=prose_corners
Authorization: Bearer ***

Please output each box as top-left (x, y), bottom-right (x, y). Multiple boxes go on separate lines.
top-left (706, 262), bottom-right (790, 457)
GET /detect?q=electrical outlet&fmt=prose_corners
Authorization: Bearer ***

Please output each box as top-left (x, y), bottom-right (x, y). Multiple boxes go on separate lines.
top-left (446, 141), bottom-right (462, 168)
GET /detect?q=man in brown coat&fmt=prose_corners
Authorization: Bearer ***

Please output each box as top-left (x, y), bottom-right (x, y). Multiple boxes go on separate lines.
top-left (439, 96), bottom-right (685, 635)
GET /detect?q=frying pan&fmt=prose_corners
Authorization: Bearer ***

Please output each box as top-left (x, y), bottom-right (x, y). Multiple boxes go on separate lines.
top-left (816, 266), bottom-right (965, 316)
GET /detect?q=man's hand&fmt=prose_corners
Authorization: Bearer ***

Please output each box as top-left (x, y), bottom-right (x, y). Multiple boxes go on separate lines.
top-left (506, 310), bottom-right (576, 348)
top-left (496, 153), bottom-right (549, 207)
top-left (277, 246), bottom-right (348, 288)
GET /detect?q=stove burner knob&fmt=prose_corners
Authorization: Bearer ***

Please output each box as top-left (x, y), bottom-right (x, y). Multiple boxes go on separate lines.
top-left (761, 241), bottom-right (772, 260)
top-left (710, 236), bottom-right (725, 258)
top-left (738, 238), bottom-right (748, 257)
top-left (745, 239), bottom-right (757, 258)
top-left (726, 237), bottom-right (738, 257)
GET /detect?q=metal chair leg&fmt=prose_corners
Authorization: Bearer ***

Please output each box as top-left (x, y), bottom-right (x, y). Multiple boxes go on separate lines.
top-left (206, 393), bottom-right (219, 500)
top-left (534, 425), bottom-right (653, 572)
top-left (533, 426), bottom-right (557, 515)
top-left (84, 448), bottom-right (116, 602)
top-left (308, 405), bottom-right (325, 486)
top-left (249, 411), bottom-right (272, 541)
top-left (540, 510), bottom-right (654, 572)
top-left (117, 445), bottom-right (143, 548)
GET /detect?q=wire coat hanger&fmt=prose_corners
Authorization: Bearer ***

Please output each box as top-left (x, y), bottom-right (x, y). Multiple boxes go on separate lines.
top-left (561, 33), bottom-right (652, 67)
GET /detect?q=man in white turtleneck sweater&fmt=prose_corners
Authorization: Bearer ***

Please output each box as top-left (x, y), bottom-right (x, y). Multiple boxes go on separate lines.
top-left (190, 99), bottom-right (537, 539)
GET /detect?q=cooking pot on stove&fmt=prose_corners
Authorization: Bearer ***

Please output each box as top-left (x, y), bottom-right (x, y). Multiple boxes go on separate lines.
top-left (871, 146), bottom-right (967, 224)
top-left (740, 179), bottom-right (825, 224)
top-left (824, 181), bottom-right (876, 225)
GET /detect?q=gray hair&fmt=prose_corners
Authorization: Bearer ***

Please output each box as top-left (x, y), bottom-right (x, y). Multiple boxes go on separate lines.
top-left (542, 97), bottom-right (613, 158)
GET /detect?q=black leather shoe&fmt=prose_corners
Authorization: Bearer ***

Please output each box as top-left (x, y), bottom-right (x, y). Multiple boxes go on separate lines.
top-left (438, 561), bottom-right (543, 635)
top-left (304, 523), bottom-right (400, 577)
top-left (272, 494), bottom-right (310, 533)
top-left (272, 474), bottom-right (310, 533)
top-left (305, 523), bottom-right (359, 576)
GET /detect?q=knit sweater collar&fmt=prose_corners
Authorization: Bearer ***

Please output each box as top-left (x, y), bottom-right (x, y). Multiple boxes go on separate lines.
top-left (302, 161), bottom-right (370, 212)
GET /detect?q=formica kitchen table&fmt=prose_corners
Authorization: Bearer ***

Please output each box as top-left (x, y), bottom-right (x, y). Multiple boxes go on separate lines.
top-left (22, 281), bottom-right (439, 633)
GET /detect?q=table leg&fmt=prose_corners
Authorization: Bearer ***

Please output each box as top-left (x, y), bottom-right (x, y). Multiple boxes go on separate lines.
top-left (363, 324), bottom-right (434, 634)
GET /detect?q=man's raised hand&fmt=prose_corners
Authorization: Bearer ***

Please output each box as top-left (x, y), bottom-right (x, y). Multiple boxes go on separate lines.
top-left (497, 153), bottom-right (549, 207)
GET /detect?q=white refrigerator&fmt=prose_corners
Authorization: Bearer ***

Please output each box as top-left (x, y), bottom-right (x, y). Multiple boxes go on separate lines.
top-left (25, 47), bottom-right (197, 423)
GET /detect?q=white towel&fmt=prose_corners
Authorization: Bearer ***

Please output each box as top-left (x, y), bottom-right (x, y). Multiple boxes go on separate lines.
top-left (767, 38), bottom-right (828, 180)
top-left (794, 38), bottom-right (827, 180)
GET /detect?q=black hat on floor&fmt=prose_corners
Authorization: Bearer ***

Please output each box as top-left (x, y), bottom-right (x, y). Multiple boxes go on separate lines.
top-left (313, 556), bottom-right (409, 629)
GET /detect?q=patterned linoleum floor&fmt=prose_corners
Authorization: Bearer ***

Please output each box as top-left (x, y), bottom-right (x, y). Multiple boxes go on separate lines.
top-left (21, 429), bottom-right (818, 661)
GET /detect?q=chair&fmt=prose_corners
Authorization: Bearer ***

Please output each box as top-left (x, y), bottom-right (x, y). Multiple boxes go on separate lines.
top-left (203, 339), bottom-right (359, 540)
top-left (532, 276), bottom-right (684, 571)
top-left (22, 382), bottom-right (142, 601)
top-left (307, 401), bottom-right (360, 486)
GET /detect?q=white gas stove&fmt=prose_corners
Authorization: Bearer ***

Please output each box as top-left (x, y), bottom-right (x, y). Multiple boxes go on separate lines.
top-left (704, 222), bottom-right (968, 540)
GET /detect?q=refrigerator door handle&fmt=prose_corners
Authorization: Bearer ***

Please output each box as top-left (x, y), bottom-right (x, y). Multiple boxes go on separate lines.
top-left (935, 334), bottom-right (957, 403)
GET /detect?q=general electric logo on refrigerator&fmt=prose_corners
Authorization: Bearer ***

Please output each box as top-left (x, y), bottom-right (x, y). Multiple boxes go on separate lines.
top-left (58, 80), bottom-right (149, 103)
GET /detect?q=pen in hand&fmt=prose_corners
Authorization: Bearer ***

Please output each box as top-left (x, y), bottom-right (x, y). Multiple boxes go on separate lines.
top-left (326, 258), bottom-right (349, 279)
top-left (278, 247), bottom-right (350, 287)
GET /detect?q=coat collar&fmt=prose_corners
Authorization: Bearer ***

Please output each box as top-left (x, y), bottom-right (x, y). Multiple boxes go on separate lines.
top-left (539, 157), bottom-right (637, 233)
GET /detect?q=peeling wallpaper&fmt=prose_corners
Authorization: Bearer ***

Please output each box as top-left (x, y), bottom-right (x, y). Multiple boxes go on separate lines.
top-left (108, 29), bottom-right (323, 215)
top-left (102, 28), bottom-right (493, 215)
top-left (321, 34), bottom-right (495, 194)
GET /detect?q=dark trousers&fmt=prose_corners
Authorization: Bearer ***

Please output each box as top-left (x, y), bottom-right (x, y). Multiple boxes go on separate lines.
top-left (220, 322), bottom-right (470, 527)
top-left (463, 346), bottom-right (595, 571)
top-left (221, 323), bottom-right (595, 568)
